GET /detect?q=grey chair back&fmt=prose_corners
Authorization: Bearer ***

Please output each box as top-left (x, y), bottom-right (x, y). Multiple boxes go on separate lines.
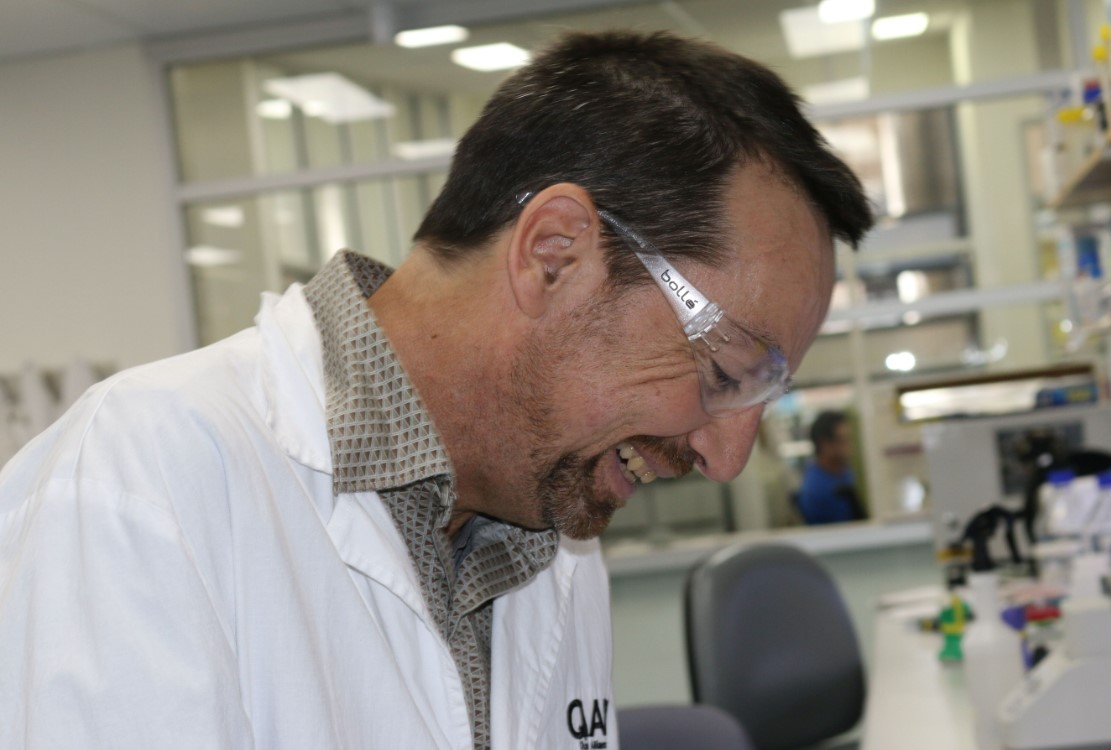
top-left (618, 704), bottom-right (755, 750)
top-left (685, 543), bottom-right (865, 750)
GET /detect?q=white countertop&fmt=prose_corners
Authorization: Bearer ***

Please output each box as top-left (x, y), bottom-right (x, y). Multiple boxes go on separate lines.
top-left (861, 590), bottom-right (977, 750)
top-left (603, 516), bottom-right (933, 578)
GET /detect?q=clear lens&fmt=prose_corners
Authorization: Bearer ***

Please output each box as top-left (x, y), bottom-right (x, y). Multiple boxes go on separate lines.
top-left (690, 318), bottom-right (790, 416)
top-left (586, 203), bottom-right (791, 416)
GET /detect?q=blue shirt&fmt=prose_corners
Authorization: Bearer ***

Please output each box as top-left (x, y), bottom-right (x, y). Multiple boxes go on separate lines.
top-left (797, 463), bottom-right (858, 525)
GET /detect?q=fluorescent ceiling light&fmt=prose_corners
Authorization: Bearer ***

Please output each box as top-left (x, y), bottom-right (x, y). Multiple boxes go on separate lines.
top-left (256, 99), bottom-right (292, 119)
top-left (395, 25), bottom-right (469, 48)
top-left (302, 100), bottom-right (329, 118)
top-left (819, 122), bottom-right (878, 159)
top-left (451, 42), bottom-right (531, 72)
top-left (201, 206), bottom-right (245, 228)
top-left (263, 73), bottom-right (395, 124)
top-left (885, 350), bottom-right (917, 372)
top-left (185, 245), bottom-right (242, 267)
top-left (896, 270), bottom-right (930, 303)
top-left (393, 138), bottom-right (457, 160)
top-left (818, 0), bottom-right (875, 24)
top-left (872, 12), bottom-right (929, 40)
top-left (780, 6), bottom-right (866, 58)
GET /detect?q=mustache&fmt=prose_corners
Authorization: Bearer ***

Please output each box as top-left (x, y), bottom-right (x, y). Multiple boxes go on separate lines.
top-left (631, 435), bottom-right (697, 477)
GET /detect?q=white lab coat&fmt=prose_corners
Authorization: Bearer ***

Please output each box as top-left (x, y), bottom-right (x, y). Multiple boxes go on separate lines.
top-left (0, 283), bottom-right (618, 750)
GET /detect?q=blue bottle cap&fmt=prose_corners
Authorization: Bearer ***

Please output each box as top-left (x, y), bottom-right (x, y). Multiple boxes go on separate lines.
top-left (1048, 469), bottom-right (1076, 485)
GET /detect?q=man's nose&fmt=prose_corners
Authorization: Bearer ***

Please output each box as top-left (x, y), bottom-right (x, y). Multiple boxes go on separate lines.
top-left (686, 405), bottom-right (765, 482)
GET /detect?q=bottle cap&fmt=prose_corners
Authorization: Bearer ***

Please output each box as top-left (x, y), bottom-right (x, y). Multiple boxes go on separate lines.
top-left (1048, 469), bottom-right (1077, 485)
top-left (1099, 470), bottom-right (1111, 489)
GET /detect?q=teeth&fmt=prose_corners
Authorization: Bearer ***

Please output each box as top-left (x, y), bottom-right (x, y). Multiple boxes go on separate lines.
top-left (616, 442), bottom-right (658, 484)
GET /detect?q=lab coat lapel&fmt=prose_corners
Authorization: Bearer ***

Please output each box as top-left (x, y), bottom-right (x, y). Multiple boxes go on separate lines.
top-left (489, 545), bottom-right (579, 750)
top-left (257, 286), bottom-right (332, 474)
top-left (260, 283), bottom-right (425, 614)
top-left (325, 491), bottom-right (429, 620)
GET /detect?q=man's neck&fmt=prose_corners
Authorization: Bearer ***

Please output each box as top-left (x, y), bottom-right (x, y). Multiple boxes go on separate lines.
top-left (366, 245), bottom-right (516, 524)
top-left (816, 454), bottom-right (846, 474)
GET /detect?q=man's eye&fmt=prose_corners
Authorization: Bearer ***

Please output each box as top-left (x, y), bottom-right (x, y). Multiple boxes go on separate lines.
top-left (710, 360), bottom-right (742, 393)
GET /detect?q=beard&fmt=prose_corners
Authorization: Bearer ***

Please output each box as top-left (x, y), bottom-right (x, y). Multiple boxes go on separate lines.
top-left (509, 341), bottom-right (622, 541)
top-left (536, 451), bottom-right (619, 540)
top-left (506, 300), bottom-right (627, 541)
top-left (505, 295), bottom-right (699, 540)
top-left (532, 430), bottom-right (697, 539)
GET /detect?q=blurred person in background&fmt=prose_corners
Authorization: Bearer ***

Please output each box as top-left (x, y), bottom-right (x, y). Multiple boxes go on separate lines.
top-left (797, 410), bottom-right (866, 525)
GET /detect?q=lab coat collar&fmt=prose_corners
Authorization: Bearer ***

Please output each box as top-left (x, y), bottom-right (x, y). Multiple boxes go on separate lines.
top-left (301, 251), bottom-right (454, 496)
top-left (256, 285), bottom-right (333, 475)
top-left (327, 491), bottom-right (431, 618)
top-left (257, 285), bottom-right (431, 616)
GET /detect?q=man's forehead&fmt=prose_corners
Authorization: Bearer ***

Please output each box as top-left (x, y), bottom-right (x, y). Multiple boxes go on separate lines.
top-left (697, 173), bottom-right (834, 364)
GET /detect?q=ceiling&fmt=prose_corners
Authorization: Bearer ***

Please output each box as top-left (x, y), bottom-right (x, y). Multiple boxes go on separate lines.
top-left (0, 0), bottom-right (652, 63)
top-left (2, 0), bottom-right (960, 66)
top-left (0, 0), bottom-right (347, 62)
top-left (258, 0), bottom-right (959, 101)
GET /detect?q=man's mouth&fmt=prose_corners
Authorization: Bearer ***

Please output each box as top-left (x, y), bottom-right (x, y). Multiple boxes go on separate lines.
top-left (616, 441), bottom-right (658, 484)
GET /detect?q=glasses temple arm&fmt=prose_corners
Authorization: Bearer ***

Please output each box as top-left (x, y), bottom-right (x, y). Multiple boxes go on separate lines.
top-left (595, 209), bottom-right (718, 335)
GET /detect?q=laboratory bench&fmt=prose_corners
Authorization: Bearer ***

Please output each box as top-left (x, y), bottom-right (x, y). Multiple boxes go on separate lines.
top-left (603, 515), bottom-right (933, 579)
top-left (861, 586), bottom-right (977, 750)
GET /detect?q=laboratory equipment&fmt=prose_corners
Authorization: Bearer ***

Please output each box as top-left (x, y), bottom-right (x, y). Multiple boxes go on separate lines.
top-left (1094, 472), bottom-right (1111, 537)
top-left (962, 508), bottom-right (1026, 750)
top-left (999, 570), bottom-right (1111, 749)
top-left (1041, 470), bottom-right (1105, 544)
top-left (924, 406), bottom-right (1111, 562)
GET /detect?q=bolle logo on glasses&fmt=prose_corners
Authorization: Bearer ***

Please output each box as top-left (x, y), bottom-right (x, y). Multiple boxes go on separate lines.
top-left (660, 270), bottom-right (698, 309)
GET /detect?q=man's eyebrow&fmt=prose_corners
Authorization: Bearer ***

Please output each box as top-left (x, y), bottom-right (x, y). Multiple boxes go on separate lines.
top-left (760, 327), bottom-right (785, 353)
top-left (731, 314), bottom-right (784, 354)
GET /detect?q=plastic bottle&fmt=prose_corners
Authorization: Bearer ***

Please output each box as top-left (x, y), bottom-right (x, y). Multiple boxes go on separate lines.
top-left (1071, 474), bottom-right (1101, 538)
top-left (1094, 471), bottom-right (1111, 543)
top-left (1042, 469), bottom-right (1077, 536)
top-left (1070, 551), bottom-right (1109, 600)
top-left (963, 571), bottom-right (1026, 750)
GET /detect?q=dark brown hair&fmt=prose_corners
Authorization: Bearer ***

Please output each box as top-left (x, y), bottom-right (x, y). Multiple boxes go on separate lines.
top-left (415, 30), bottom-right (873, 286)
top-left (810, 410), bottom-right (848, 450)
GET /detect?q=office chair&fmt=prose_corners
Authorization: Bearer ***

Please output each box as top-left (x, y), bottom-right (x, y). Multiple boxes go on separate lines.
top-left (685, 543), bottom-right (865, 750)
top-left (618, 704), bottom-right (755, 750)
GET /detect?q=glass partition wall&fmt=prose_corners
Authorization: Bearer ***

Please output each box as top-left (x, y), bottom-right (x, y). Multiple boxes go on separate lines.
top-left (162, 0), bottom-right (1108, 546)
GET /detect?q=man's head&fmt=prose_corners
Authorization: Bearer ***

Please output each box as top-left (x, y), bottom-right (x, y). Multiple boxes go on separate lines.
top-left (391, 31), bottom-right (873, 540)
top-left (415, 30), bottom-right (872, 284)
top-left (810, 411), bottom-right (853, 472)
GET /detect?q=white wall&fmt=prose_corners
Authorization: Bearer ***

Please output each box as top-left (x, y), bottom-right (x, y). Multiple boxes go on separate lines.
top-left (0, 43), bottom-right (190, 373)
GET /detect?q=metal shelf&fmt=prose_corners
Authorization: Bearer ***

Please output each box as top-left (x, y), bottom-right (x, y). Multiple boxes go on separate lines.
top-left (825, 281), bottom-right (1066, 326)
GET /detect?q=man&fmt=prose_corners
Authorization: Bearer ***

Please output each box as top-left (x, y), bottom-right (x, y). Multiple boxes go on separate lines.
top-left (797, 411), bottom-right (865, 525)
top-left (0, 30), bottom-right (871, 749)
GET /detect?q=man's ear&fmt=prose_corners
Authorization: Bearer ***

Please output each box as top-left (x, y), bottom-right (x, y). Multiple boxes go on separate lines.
top-left (507, 184), bottom-right (606, 319)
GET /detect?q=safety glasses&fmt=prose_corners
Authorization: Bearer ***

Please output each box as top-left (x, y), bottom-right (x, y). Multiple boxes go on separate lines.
top-left (516, 192), bottom-right (791, 417)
